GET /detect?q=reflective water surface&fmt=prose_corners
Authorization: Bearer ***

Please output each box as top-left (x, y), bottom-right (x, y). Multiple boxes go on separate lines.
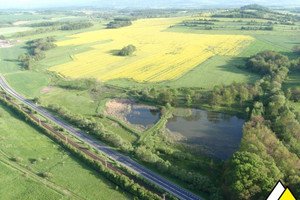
top-left (166, 109), bottom-right (245, 160)
top-left (125, 104), bottom-right (160, 127)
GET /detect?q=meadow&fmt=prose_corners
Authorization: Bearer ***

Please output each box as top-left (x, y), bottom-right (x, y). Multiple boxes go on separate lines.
top-left (0, 103), bottom-right (131, 200)
top-left (0, 27), bottom-right (31, 35)
top-left (49, 18), bottom-right (254, 82)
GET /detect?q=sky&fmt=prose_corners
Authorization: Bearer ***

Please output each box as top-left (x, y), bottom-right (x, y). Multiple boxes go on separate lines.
top-left (1, 0), bottom-right (300, 9)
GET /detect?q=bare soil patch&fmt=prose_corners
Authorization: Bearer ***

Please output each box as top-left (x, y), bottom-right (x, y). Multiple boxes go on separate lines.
top-left (0, 40), bottom-right (14, 48)
top-left (40, 86), bottom-right (55, 94)
top-left (13, 21), bottom-right (29, 25)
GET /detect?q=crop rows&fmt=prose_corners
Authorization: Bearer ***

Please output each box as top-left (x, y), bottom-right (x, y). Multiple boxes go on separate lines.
top-left (49, 18), bottom-right (254, 82)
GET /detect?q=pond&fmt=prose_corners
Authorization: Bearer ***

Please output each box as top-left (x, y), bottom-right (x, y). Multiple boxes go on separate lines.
top-left (166, 108), bottom-right (245, 160)
top-left (125, 103), bottom-right (160, 127)
top-left (105, 99), bottom-right (160, 130)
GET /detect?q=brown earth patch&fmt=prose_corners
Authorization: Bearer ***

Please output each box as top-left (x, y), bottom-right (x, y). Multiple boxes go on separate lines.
top-left (40, 86), bottom-right (55, 94)
top-left (13, 21), bottom-right (29, 25)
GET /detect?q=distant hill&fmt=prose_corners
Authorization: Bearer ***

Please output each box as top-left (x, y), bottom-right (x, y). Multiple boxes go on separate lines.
top-left (240, 4), bottom-right (271, 12)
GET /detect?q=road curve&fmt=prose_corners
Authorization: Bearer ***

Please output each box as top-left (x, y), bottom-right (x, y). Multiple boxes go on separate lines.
top-left (0, 75), bottom-right (203, 200)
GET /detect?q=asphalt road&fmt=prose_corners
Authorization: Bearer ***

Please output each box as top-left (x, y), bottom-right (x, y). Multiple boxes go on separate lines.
top-left (0, 75), bottom-right (203, 200)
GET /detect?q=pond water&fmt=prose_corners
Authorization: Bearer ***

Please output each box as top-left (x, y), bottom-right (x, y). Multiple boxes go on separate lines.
top-left (166, 109), bottom-right (245, 160)
top-left (125, 104), bottom-right (161, 127)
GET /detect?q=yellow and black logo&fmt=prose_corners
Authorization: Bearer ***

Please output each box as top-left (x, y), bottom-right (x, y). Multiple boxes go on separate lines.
top-left (267, 180), bottom-right (297, 200)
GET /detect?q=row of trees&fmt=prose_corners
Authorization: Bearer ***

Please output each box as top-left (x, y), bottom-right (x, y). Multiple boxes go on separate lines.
top-left (29, 21), bottom-right (93, 30)
top-left (54, 78), bottom-right (100, 90)
top-left (18, 37), bottom-right (57, 70)
top-left (241, 26), bottom-right (273, 30)
top-left (47, 104), bottom-right (133, 153)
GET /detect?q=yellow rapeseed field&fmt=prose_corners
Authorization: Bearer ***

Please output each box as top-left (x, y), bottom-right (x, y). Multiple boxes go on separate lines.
top-left (49, 18), bottom-right (254, 82)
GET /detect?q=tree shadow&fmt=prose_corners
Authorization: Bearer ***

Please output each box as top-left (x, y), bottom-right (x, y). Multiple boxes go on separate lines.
top-left (2, 58), bottom-right (23, 68)
top-left (215, 56), bottom-right (261, 84)
top-left (107, 49), bottom-right (121, 56)
top-left (3, 58), bottom-right (19, 62)
top-left (279, 51), bottom-right (298, 60)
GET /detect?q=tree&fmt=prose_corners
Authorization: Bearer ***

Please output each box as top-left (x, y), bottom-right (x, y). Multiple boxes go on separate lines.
top-left (185, 95), bottom-right (192, 106)
top-left (246, 51), bottom-right (289, 75)
top-left (225, 151), bottom-right (279, 200)
top-left (118, 45), bottom-right (136, 56)
top-left (157, 90), bottom-right (174, 105)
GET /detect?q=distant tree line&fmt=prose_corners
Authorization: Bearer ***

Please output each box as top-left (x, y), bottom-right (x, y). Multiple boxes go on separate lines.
top-left (212, 10), bottom-right (264, 19)
top-left (14, 27), bottom-right (57, 37)
top-left (107, 18), bottom-right (132, 29)
top-left (241, 26), bottom-right (273, 30)
top-left (18, 37), bottom-right (57, 70)
top-left (60, 22), bottom-right (93, 30)
top-left (182, 20), bottom-right (215, 26)
top-left (127, 9), bottom-right (190, 19)
top-left (29, 21), bottom-right (61, 27)
top-left (212, 4), bottom-right (300, 23)
top-left (29, 21), bottom-right (93, 30)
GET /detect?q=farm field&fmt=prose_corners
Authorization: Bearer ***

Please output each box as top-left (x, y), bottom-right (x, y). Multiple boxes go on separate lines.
top-left (0, 104), bottom-right (131, 200)
top-left (4, 71), bottom-right (51, 98)
top-left (49, 18), bottom-right (254, 82)
top-left (0, 45), bottom-right (25, 73)
top-left (105, 55), bottom-right (260, 89)
top-left (0, 160), bottom-right (63, 200)
top-left (0, 27), bottom-right (31, 35)
top-left (283, 70), bottom-right (300, 89)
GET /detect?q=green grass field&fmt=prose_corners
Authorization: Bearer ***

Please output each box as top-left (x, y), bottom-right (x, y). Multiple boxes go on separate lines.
top-left (106, 56), bottom-right (260, 89)
top-left (0, 27), bottom-right (32, 35)
top-left (164, 56), bottom-right (260, 89)
top-left (0, 45), bottom-right (25, 73)
top-left (283, 70), bottom-right (300, 89)
top-left (237, 37), bottom-right (285, 57)
top-left (0, 104), bottom-right (131, 200)
top-left (0, 160), bottom-right (64, 200)
top-left (40, 88), bottom-right (99, 115)
top-left (4, 71), bottom-right (51, 98)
